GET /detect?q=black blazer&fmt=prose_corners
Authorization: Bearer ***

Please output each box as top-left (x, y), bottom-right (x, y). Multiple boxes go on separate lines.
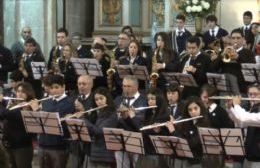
top-left (203, 27), bottom-right (228, 49)
top-left (169, 29), bottom-right (192, 54)
top-left (208, 105), bottom-right (234, 128)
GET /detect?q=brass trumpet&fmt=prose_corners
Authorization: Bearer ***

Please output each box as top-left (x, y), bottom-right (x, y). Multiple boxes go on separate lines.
top-left (221, 46), bottom-right (238, 63)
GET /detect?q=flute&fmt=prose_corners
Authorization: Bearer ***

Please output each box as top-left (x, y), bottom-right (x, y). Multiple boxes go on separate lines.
top-left (140, 115), bottom-right (203, 131)
top-left (3, 97), bottom-right (24, 101)
top-left (60, 104), bottom-right (107, 121)
top-left (209, 96), bottom-right (260, 101)
top-left (8, 95), bottom-right (60, 110)
top-left (117, 105), bottom-right (157, 113)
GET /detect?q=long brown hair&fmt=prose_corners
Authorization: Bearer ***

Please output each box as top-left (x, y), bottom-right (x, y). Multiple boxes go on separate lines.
top-left (16, 82), bottom-right (35, 101)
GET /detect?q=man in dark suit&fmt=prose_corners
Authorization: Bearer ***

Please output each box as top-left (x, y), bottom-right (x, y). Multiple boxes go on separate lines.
top-left (0, 43), bottom-right (14, 83)
top-left (11, 26), bottom-right (42, 69)
top-left (238, 11), bottom-right (255, 50)
top-left (47, 27), bottom-right (69, 70)
top-left (114, 32), bottom-right (131, 60)
top-left (203, 15), bottom-right (229, 50)
top-left (179, 36), bottom-right (211, 98)
top-left (72, 32), bottom-right (93, 58)
top-left (169, 14), bottom-right (192, 55)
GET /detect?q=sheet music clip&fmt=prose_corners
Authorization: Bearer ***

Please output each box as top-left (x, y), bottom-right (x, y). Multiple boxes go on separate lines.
top-left (162, 72), bottom-right (198, 87)
top-left (116, 65), bottom-right (149, 81)
top-left (198, 127), bottom-right (245, 156)
top-left (21, 110), bottom-right (63, 136)
top-left (241, 63), bottom-right (260, 83)
top-left (103, 128), bottom-right (145, 155)
top-left (71, 58), bottom-right (103, 77)
top-left (31, 62), bottom-right (48, 79)
top-left (149, 135), bottom-right (193, 158)
top-left (65, 118), bottom-right (91, 142)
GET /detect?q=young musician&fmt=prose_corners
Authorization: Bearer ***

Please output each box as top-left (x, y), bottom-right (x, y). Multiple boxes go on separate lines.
top-left (92, 43), bottom-right (110, 89)
top-left (32, 74), bottom-right (75, 168)
top-left (71, 32), bottom-right (93, 58)
top-left (58, 42), bottom-right (78, 94)
top-left (152, 32), bottom-right (179, 88)
top-left (200, 84), bottom-right (234, 128)
top-left (229, 84), bottom-right (260, 168)
top-left (169, 14), bottom-right (192, 55)
top-left (0, 82), bottom-right (36, 168)
top-left (166, 97), bottom-right (213, 168)
top-left (85, 87), bottom-right (118, 168)
top-left (179, 36), bottom-right (211, 98)
top-left (137, 88), bottom-right (170, 168)
top-left (166, 83), bottom-right (183, 120)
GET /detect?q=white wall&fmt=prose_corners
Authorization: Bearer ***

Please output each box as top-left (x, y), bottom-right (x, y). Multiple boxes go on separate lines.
top-left (218, 0), bottom-right (259, 33)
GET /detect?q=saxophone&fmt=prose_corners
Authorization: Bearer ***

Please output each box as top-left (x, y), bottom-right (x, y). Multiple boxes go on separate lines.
top-left (19, 54), bottom-right (29, 78)
top-left (49, 46), bottom-right (61, 74)
top-left (106, 47), bottom-right (117, 91)
top-left (150, 47), bottom-right (160, 88)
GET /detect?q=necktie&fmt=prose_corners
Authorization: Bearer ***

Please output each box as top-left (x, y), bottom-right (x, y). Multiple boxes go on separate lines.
top-left (81, 94), bottom-right (86, 100)
top-left (170, 105), bottom-right (176, 116)
top-left (178, 31), bottom-right (183, 36)
top-left (189, 57), bottom-right (196, 66)
top-left (211, 29), bottom-right (215, 37)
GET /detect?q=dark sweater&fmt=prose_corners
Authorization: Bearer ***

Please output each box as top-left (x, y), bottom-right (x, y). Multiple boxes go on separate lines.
top-left (39, 96), bottom-right (75, 150)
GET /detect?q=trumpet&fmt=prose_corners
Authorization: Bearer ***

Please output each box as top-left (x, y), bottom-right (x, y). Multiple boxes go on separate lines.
top-left (221, 46), bottom-right (238, 63)
top-left (8, 95), bottom-right (60, 110)
top-left (60, 104), bottom-right (107, 121)
top-left (140, 115), bottom-right (203, 131)
top-left (209, 96), bottom-right (260, 101)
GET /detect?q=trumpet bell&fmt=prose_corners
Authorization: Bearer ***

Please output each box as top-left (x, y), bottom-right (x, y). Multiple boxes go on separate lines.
top-left (150, 72), bottom-right (159, 79)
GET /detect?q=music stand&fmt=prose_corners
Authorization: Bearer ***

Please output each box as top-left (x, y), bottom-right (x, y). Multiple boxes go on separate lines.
top-left (220, 128), bottom-right (245, 156)
top-left (149, 135), bottom-right (193, 158)
top-left (198, 127), bottom-right (224, 155)
top-left (21, 110), bottom-right (63, 136)
top-left (162, 72), bottom-right (198, 87)
top-left (123, 130), bottom-right (145, 155)
top-left (116, 65), bottom-right (149, 81)
top-left (71, 58), bottom-right (103, 77)
top-left (65, 119), bottom-right (91, 142)
top-left (241, 63), bottom-right (260, 83)
top-left (31, 62), bottom-right (48, 79)
top-left (206, 73), bottom-right (231, 92)
top-left (103, 128), bottom-right (124, 151)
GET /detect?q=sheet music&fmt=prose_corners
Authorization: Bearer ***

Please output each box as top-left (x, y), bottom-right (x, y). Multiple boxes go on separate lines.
top-left (206, 73), bottom-right (229, 91)
top-left (116, 65), bottom-right (149, 81)
top-left (71, 58), bottom-right (103, 76)
top-left (241, 63), bottom-right (260, 82)
top-left (149, 135), bottom-right (193, 158)
top-left (162, 72), bottom-right (198, 87)
top-left (103, 128), bottom-right (124, 151)
top-left (21, 111), bottom-right (63, 136)
top-left (198, 127), bottom-right (223, 155)
top-left (123, 130), bottom-right (145, 154)
top-left (65, 119), bottom-right (91, 142)
top-left (31, 62), bottom-right (47, 79)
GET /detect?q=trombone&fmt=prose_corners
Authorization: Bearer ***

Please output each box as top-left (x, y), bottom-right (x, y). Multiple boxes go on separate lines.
top-left (209, 96), bottom-right (260, 101)
top-left (60, 104), bottom-right (107, 121)
top-left (140, 115), bottom-right (203, 131)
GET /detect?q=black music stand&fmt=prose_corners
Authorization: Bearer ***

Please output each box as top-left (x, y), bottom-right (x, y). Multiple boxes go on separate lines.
top-left (21, 110), bottom-right (63, 136)
top-left (116, 65), bottom-right (149, 81)
top-left (198, 127), bottom-right (224, 155)
top-left (220, 128), bottom-right (245, 156)
top-left (71, 58), bottom-right (103, 77)
top-left (241, 63), bottom-right (260, 83)
top-left (206, 73), bottom-right (232, 92)
top-left (65, 119), bottom-right (91, 142)
top-left (149, 135), bottom-right (193, 158)
top-left (162, 72), bottom-right (198, 87)
top-left (31, 62), bottom-right (48, 79)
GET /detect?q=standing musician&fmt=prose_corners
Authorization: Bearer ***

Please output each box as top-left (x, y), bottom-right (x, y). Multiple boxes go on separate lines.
top-left (70, 75), bottom-right (94, 168)
top-left (228, 84), bottom-right (260, 168)
top-left (58, 42), bottom-right (78, 94)
top-left (169, 14), bottom-right (192, 55)
top-left (19, 37), bottom-right (45, 99)
top-left (85, 87), bottom-right (118, 168)
top-left (30, 74), bottom-right (75, 168)
top-left (179, 36), bottom-right (211, 98)
top-left (47, 28), bottom-right (69, 70)
top-left (0, 82), bottom-right (36, 168)
top-left (114, 75), bottom-right (147, 168)
top-left (114, 32), bottom-right (131, 61)
top-left (151, 32), bottom-right (179, 89)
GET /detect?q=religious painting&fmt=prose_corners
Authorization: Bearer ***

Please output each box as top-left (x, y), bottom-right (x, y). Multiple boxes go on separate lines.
top-left (99, 0), bottom-right (122, 26)
top-left (149, 0), bottom-right (165, 27)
